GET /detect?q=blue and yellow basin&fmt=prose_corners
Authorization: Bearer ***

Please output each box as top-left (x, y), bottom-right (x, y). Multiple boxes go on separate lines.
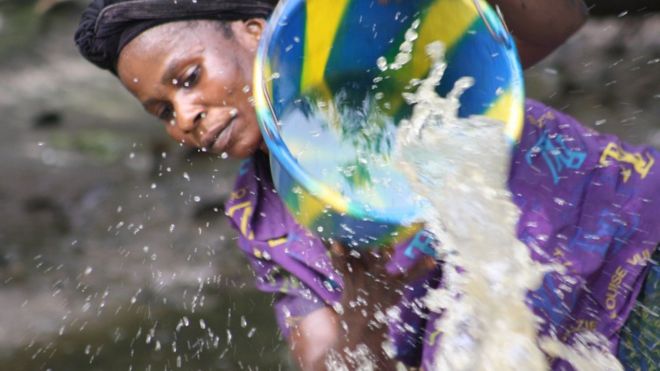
top-left (254, 0), bottom-right (524, 248)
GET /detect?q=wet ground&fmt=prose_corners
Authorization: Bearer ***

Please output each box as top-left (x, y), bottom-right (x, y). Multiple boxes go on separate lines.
top-left (0, 2), bottom-right (657, 370)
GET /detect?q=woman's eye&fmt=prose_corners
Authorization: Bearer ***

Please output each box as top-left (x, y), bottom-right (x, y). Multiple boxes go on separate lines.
top-left (158, 105), bottom-right (174, 121)
top-left (182, 66), bottom-right (200, 88)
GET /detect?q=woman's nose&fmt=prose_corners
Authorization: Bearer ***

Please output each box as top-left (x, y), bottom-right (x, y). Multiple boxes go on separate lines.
top-left (173, 96), bottom-right (205, 133)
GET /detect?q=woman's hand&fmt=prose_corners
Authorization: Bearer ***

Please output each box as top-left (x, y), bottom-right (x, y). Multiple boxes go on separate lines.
top-left (486, 0), bottom-right (588, 68)
top-left (288, 241), bottom-right (436, 370)
top-left (325, 242), bottom-right (436, 370)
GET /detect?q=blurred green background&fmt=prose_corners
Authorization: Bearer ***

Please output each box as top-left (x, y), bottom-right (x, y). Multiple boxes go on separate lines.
top-left (0, 1), bottom-right (657, 370)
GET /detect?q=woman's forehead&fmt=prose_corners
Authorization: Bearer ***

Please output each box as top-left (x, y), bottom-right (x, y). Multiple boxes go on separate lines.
top-left (124, 22), bottom-right (199, 57)
top-left (118, 22), bottom-right (209, 76)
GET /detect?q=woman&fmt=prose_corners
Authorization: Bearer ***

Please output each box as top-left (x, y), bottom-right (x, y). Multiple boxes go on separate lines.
top-left (75, 0), bottom-right (658, 369)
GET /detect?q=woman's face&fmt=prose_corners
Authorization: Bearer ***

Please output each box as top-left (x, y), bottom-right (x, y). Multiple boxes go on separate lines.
top-left (117, 19), bottom-right (266, 159)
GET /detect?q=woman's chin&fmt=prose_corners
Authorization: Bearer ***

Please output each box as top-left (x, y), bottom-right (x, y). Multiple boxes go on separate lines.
top-left (222, 140), bottom-right (263, 159)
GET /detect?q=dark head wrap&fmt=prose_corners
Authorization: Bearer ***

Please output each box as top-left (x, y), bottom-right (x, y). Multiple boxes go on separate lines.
top-left (75, 0), bottom-right (278, 74)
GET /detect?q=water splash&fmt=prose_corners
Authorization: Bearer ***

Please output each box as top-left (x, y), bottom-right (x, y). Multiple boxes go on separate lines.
top-left (393, 42), bottom-right (623, 371)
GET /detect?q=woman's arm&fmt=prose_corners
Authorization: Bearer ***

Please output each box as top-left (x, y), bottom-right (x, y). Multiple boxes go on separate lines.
top-left (288, 243), bottom-right (436, 370)
top-left (486, 0), bottom-right (588, 68)
top-left (288, 303), bottom-right (393, 370)
top-left (288, 244), bottom-right (403, 370)
top-left (288, 307), bottom-right (341, 370)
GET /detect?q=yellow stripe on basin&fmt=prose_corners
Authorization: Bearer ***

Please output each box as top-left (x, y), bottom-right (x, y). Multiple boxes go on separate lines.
top-left (388, 0), bottom-right (479, 114)
top-left (301, 0), bottom-right (350, 96)
top-left (486, 89), bottom-right (524, 142)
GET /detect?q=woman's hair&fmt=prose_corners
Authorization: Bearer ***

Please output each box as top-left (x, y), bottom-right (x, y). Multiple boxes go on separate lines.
top-left (74, 0), bottom-right (278, 74)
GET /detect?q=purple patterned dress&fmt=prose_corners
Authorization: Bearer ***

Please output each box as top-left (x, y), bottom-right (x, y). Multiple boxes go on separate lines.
top-left (224, 100), bottom-right (659, 369)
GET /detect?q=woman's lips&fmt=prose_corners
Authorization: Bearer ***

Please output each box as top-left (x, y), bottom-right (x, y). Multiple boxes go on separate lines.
top-left (206, 117), bottom-right (235, 154)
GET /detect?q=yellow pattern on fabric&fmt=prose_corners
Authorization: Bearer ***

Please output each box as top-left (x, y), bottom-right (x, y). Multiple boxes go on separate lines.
top-left (268, 237), bottom-right (288, 248)
top-left (526, 110), bottom-right (556, 129)
top-left (605, 265), bottom-right (628, 319)
top-left (226, 201), bottom-right (254, 240)
top-left (560, 319), bottom-right (599, 342)
top-left (427, 327), bottom-right (443, 346)
top-left (627, 249), bottom-right (652, 266)
top-left (230, 188), bottom-right (247, 201)
top-left (600, 142), bottom-right (655, 183)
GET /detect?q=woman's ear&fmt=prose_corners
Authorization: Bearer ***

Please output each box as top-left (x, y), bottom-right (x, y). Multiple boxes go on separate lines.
top-left (245, 18), bottom-right (266, 39)
top-left (232, 18), bottom-right (267, 51)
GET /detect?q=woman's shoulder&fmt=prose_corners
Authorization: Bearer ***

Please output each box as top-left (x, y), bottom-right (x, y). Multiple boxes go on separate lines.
top-left (514, 99), bottom-right (660, 239)
top-left (521, 99), bottom-right (657, 167)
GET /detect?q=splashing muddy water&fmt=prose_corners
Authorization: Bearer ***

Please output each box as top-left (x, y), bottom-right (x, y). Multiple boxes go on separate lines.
top-left (393, 41), bottom-right (623, 371)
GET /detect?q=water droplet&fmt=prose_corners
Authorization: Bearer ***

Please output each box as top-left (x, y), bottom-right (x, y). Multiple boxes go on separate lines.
top-left (377, 56), bottom-right (388, 71)
top-left (553, 197), bottom-right (567, 206)
top-left (332, 302), bottom-right (344, 315)
top-left (404, 28), bottom-right (418, 42)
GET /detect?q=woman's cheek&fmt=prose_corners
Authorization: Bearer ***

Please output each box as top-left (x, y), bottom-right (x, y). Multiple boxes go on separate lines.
top-left (165, 126), bottom-right (189, 147)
